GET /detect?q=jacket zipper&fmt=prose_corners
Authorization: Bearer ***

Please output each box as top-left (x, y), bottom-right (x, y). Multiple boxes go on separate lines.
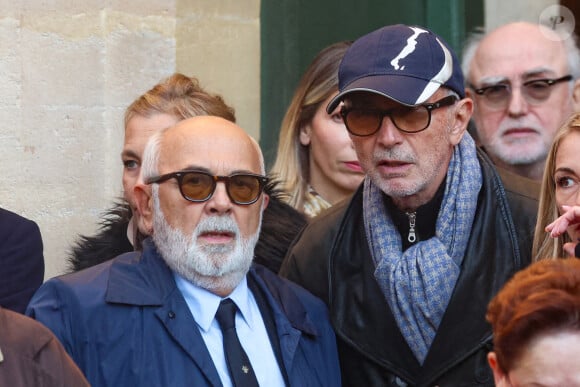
top-left (406, 212), bottom-right (416, 243)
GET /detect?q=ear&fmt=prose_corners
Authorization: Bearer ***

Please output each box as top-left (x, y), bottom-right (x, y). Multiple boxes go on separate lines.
top-left (487, 352), bottom-right (507, 386)
top-left (448, 97), bottom-right (474, 146)
top-left (572, 79), bottom-right (580, 112)
top-left (262, 193), bottom-right (270, 211)
top-left (134, 182), bottom-right (154, 235)
top-left (464, 88), bottom-right (475, 105)
top-left (299, 123), bottom-right (312, 146)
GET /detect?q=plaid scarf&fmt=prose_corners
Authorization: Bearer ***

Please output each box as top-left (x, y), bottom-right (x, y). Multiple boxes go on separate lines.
top-left (363, 133), bottom-right (482, 363)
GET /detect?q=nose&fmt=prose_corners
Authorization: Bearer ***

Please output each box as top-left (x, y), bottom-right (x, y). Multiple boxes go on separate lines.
top-left (205, 182), bottom-right (233, 214)
top-left (507, 86), bottom-right (529, 117)
top-left (375, 115), bottom-right (404, 148)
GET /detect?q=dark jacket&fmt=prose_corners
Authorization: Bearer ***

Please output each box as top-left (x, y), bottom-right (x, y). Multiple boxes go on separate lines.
top-left (0, 307), bottom-right (89, 387)
top-left (67, 181), bottom-right (307, 274)
top-left (279, 150), bottom-right (538, 386)
top-left (28, 239), bottom-right (341, 387)
top-left (0, 208), bottom-right (44, 314)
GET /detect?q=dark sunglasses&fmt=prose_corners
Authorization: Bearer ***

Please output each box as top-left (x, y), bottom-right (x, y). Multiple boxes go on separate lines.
top-left (146, 170), bottom-right (268, 205)
top-left (340, 95), bottom-right (458, 136)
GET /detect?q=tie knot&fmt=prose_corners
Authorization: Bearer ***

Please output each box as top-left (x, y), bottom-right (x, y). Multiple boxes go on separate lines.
top-left (215, 298), bottom-right (238, 331)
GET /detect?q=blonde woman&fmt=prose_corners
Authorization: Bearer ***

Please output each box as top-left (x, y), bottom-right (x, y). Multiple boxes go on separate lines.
top-left (533, 112), bottom-right (580, 259)
top-left (271, 41), bottom-right (364, 217)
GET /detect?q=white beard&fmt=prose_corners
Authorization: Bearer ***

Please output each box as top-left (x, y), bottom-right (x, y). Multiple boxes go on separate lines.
top-left (151, 187), bottom-right (260, 293)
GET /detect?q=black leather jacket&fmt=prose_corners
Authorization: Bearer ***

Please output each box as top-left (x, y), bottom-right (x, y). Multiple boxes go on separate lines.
top-left (280, 150), bottom-right (538, 386)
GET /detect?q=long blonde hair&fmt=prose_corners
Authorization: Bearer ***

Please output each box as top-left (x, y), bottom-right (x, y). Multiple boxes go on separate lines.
top-left (270, 41), bottom-right (352, 212)
top-left (532, 113), bottom-right (580, 260)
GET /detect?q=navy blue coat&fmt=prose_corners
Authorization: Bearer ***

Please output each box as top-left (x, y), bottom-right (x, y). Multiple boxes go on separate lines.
top-left (27, 239), bottom-right (341, 386)
top-left (0, 208), bottom-right (44, 314)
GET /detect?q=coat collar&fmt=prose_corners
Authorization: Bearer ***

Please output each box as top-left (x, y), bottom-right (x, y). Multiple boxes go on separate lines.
top-left (105, 238), bottom-right (318, 337)
top-left (105, 239), bottom-right (175, 305)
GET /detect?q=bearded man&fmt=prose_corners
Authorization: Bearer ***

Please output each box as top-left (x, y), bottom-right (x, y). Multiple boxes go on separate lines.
top-left (27, 116), bottom-right (340, 387)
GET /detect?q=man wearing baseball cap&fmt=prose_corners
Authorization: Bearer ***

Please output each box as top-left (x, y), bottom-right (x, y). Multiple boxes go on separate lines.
top-left (280, 24), bottom-right (538, 386)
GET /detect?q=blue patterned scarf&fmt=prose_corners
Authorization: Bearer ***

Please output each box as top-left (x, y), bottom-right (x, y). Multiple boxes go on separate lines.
top-left (363, 133), bottom-right (482, 363)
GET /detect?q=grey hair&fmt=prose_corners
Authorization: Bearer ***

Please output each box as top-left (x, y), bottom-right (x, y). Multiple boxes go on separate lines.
top-left (461, 28), bottom-right (485, 83)
top-left (140, 128), bottom-right (165, 183)
top-left (461, 25), bottom-right (580, 82)
top-left (248, 135), bottom-right (266, 175)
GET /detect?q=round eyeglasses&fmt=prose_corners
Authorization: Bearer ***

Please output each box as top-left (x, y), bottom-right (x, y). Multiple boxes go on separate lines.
top-left (146, 170), bottom-right (268, 205)
top-left (340, 95), bottom-right (458, 136)
top-left (468, 75), bottom-right (573, 111)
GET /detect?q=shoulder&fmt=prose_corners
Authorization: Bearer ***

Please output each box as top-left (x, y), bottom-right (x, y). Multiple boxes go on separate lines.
top-left (29, 256), bottom-right (119, 309)
top-left (478, 150), bottom-right (539, 215)
top-left (279, 192), bottom-right (354, 275)
top-left (279, 193), bottom-right (358, 302)
top-left (251, 265), bottom-right (329, 316)
top-left (0, 307), bottom-right (53, 353)
top-left (0, 307), bottom-right (89, 386)
top-left (0, 207), bottom-right (41, 241)
top-left (289, 197), bottom-right (350, 255)
top-left (495, 165), bottom-right (540, 201)
top-left (0, 207), bottom-right (37, 227)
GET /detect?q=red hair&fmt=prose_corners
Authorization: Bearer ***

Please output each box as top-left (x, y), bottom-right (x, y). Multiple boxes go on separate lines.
top-left (486, 258), bottom-right (580, 372)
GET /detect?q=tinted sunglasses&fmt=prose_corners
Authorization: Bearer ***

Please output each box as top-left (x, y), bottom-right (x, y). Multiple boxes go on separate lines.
top-left (146, 170), bottom-right (268, 205)
top-left (340, 95), bottom-right (458, 136)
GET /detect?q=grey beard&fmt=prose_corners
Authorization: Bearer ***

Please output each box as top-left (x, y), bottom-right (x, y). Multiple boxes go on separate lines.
top-left (151, 186), bottom-right (260, 294)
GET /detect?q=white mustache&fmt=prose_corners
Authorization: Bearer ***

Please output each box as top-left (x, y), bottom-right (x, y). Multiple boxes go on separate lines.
top-left (195, 216), bottom-right (238, 236)
top-left (497, 118), bottom-right (543, 136)
top-left (373, 148), bottom-right (415, 164)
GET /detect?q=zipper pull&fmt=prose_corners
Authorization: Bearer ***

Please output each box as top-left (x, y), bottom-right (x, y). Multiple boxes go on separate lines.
top-left (406, 212), bottom-right (416, 243)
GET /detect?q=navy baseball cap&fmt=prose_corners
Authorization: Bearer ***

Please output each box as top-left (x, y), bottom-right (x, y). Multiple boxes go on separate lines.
top-left (327, 24), bottom-right (465, 113)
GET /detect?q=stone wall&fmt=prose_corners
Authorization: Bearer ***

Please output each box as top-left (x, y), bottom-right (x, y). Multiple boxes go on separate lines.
top-left (0, 1), bottom-right (259, 279)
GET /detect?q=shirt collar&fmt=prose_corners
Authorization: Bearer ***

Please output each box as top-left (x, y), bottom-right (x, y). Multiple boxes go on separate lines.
top-left (173, 273), bottom-right (255, 332)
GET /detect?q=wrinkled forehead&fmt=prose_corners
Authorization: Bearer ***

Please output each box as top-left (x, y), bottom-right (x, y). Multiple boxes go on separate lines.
top-left (473, 27), bottom-right (568, 78)
top-left (159, 128), bottom-right (263, 175)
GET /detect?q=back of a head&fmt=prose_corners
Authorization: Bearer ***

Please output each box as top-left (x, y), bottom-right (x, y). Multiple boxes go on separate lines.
top-left (487, 258), bottom-right (580, 373)
top-left (124, 73), bottom-right (236, 127)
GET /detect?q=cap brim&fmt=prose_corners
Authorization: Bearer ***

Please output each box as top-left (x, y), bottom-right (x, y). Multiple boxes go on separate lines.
top-left (326, 74), bottom-right (440, 113)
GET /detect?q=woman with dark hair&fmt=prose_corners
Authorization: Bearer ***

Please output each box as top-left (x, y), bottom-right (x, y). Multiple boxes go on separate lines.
top-left (486, 258), bottom-right (580, 385)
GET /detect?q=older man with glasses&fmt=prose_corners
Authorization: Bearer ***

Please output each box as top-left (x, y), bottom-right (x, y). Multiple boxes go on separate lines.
top-left (27, 116), bottom-right (341, 386)
top-left (280, 24), bottom-right (538, 386)
top-left (463, 21), bottom-right (580, 181)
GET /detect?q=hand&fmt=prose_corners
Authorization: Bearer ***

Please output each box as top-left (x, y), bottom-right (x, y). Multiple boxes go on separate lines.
top-left (545, 205), bottom-right (580, 257)
top-left (545, 205), bottom-right (580, 237)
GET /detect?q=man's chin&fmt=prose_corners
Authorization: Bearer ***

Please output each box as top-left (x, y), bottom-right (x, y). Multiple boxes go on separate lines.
top-left (188, 267), bottom-right (249, 294)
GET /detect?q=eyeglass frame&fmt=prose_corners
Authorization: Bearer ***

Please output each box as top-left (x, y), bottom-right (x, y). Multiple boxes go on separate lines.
top-left (468, 74), bottom-right (573, 110)
top-left (145, 169), bottom-right (269, 205)
top-left (340, 95), bottom-right (459, 136)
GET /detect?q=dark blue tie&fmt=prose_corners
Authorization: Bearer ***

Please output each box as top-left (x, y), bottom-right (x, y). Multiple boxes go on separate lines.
top-left (215, 299), bottom-right (260, 387)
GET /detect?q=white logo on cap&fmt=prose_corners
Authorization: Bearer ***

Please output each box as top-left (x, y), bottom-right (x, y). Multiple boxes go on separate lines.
top-left (414, 37), bottom-right (453, 104)
top-left (390, 27), bottom-right (428, 70)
